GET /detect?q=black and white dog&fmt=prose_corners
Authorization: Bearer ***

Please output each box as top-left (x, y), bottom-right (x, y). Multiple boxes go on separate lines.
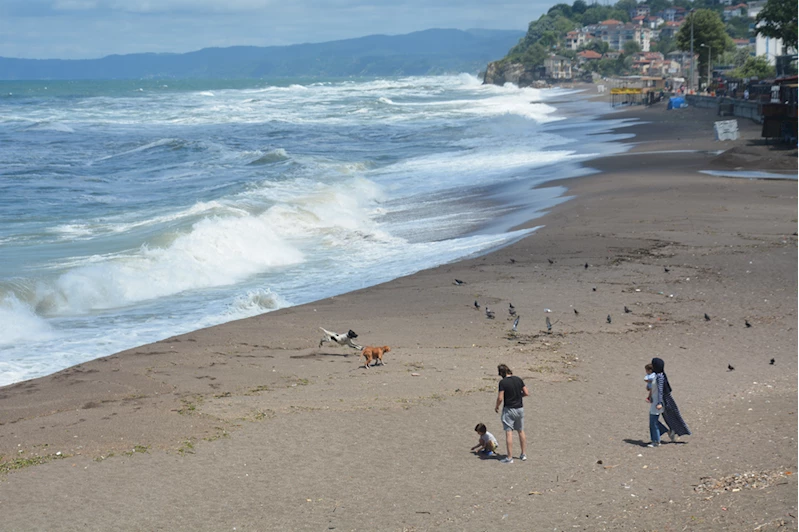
top-left (319, 327), bottom-right (362, 350)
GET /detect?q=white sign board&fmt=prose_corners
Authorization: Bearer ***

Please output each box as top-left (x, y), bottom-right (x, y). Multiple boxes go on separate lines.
top-left (714, 120), bottom-right (739, 141)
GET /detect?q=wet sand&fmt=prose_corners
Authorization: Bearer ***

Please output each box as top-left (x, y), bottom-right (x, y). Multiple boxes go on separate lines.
top-left (1, 97), bottom-right (796, 531)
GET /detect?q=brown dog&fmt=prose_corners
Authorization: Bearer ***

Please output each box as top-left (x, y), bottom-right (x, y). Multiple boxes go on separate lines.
top-left (361, 345), bottom-right (390, 368)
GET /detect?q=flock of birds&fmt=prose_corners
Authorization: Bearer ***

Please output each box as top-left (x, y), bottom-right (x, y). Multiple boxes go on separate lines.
top-left (455, 257), bottom-right (772, 369)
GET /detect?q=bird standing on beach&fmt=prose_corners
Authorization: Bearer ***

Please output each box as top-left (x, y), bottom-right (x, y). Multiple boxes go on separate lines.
top-left (546, 316), bottom-right (552, 332)
top-left (728, 364), bottom-right (735, 371)
top-left (453, 279), bottom-right (465, 286)
top-left (704, 313), bottom-right (711, 321)
top-left (607, 314), bottom-right (612, 324)
top-left (664, 267), bottom-right (670, 273)
top-left (770, 358), bottom-right (775, 365)
top-left (573, 308), bottom-right (579, 315)
top-left (512, 316), bottom-right (520, 332)
top-left (585, 262), bottom-right (589, 269)
top-left (485, 307), bottom-right (495, 319)
top-left (474, 300), bottom-right (480, 310)
top-left (548, 258), bottom-right (554, 265)
top-left (592, 286), bottom-right (597, 292)
top-left (745, 319), bottom-right (751, 328)
top-left (509, 303), bottom-right (516, 316)
top-left (624, 305), bottom-right (631, 314)
top-left (509, 258), bottom-right (516, 264)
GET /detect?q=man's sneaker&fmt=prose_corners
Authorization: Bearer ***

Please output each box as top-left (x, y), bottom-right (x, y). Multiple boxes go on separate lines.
top-left (500, 457), bottom-right (514, 463)
top-left (668, 430), bottom-right (677, 442)
top-left (646, 442), bottom-right (660, 448)
top-left (520, 454), bottom-right (527, 461)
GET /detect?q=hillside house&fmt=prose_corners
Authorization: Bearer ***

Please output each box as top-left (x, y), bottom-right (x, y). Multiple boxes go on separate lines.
top-left (566, 30), bottom-right (594, 50)
top-left (577, 50), bottom-right (603, 64)
top-left (544, 55), bottom-right (573, 79)
top-left (723, 4), bottom-right (747, 20)
top-left (658, 21), bottom-right (683, 40)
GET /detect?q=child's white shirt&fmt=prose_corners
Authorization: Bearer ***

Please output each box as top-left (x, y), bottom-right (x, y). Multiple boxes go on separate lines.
top-left (481, 432), bottom-right (498, 448)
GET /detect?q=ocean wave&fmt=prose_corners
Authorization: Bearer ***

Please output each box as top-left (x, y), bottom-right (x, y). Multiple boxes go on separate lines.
top-left (0, 293), bottom-right (55, 346)
top-left (248, 148), bottom-right (290, 165)
top-left (23, 120), bottom-right (75, 133)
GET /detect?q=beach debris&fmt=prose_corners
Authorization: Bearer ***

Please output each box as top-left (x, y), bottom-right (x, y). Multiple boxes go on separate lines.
top-left (728, 364), bottom-right (735, 371)
top-left (664, 267), bottom-right (670, 273)
top-left (544, 308), bottom-right (551, 313)
top-left (546, 316), bottom-right (552, 332)
top-left (512, 316), bottom-right (520, 332)
top-left (624, 305), bottom-right (632, 314)
top-left (592, 287), bottom-right (597, 292)
top-left (474, 300), bottom-right (480, 310)
top-left (485, 307), bottom-right (495, 319)
top-left (694, 469), bottom-right (789, 498)
top-left (573, 309), bottom-right (579, 315)
top-left (453, 279), bottom-right (465, 286)
top-left (606, 314), bottom-right (612, 324)
top-left (745, 319), bottom-right (751, 328)
top-left (584, 262), bottom-right (589, 269)
top-left (548, 258), bottom-right (554, 265)
top-left (770, 358), bottom-right (775, 365)
top-left (704, 313), bottom-right (711, 321)
top-left (509, 258), bottom-right (516, 264)
top-left (411, 373), bottom-right (420, 376)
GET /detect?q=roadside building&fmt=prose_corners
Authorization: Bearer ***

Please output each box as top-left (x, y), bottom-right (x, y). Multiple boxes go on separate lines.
top-left (544, 55), bottom-right (573, 79)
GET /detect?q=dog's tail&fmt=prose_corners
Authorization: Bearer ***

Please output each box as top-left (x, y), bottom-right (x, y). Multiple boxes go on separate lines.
top-left (319, 327), bottom-right (335, 337)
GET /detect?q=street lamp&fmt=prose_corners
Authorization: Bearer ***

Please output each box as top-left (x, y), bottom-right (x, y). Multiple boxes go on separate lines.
top-left (701, 43), bottom-right (712, 91)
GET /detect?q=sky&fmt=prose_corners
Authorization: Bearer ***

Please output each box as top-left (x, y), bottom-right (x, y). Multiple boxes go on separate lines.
top-left (0, 0), bottom-right (548, 60)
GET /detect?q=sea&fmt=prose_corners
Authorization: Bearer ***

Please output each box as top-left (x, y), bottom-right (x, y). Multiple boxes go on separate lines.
top-left (0, 74), bottom-right (638, 386)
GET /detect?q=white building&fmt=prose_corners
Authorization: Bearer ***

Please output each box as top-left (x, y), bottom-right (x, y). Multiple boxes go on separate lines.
top-left (748, 1), bottom-right (788, 65)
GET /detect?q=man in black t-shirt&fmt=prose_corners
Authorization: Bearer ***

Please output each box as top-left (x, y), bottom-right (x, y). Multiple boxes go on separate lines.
top-left (494, 364), bottom-right (529, 463)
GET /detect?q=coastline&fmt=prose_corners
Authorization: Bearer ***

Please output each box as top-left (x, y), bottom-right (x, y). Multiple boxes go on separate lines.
top-left (1, 98), bottom-right (796, 531)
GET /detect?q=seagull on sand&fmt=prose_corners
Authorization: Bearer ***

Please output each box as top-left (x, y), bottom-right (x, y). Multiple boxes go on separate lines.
top-left (624, 305), bottom-right (632, 314)
top-left (607, 314), bottom-right (612, 324)
top-left (745, 319), bottom-right (751, 328)
top-left (453, 279), bottom-right (465, 286)
top-left (512, 316), bottom-right (520, 332)
top-left (704, 313), bottom-right (711, 321)
top-left (546, 316), bottom-right (552, 332)
top-left (728, 364), bottom-right (735, 371)
top-left (474, 300), bottom-right (480, 310)
top-left (485, 307), bottom-right (495, 319)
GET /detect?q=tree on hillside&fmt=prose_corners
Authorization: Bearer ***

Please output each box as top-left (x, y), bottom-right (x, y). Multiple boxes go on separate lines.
top-left (731, 56), bottom-right (777, 78)
top-left (580, 5), bottom-right (630, 25)
top-left (651, 33), bottom-right (677, 55)
top-left (578, 40), bottom-right (610, 54)
top-left (614, 0), bottom-right (639, 15)
top-left (548, 3), bottom-right (573, 18)
top-left (623, 40), bottom-right (643, 55)
top-left (677, 9), bottom-right (734, 85)
top-left (754, 0), bottom-right (798, 51)
top-left (571, 0), bottom-right (588, 15)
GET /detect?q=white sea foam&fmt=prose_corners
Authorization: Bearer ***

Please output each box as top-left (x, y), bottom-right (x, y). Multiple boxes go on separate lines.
top-left (0, 295), bottom-right (54, 346)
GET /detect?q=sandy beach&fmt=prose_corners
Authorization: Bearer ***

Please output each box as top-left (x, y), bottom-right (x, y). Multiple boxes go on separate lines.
top-left (1, 95), bottom-right (797, 531)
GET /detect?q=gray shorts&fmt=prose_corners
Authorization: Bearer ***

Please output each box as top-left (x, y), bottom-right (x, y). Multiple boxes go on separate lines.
top-left (501, 407), bottom-right (524, 432)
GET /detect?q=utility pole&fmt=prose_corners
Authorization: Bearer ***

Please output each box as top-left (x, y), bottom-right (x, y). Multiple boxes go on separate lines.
top-left (689, 10), bottom-right (695, 93)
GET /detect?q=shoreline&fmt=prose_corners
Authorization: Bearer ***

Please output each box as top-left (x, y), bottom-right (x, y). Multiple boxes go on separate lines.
top-left (1, 98), bottom-right (796, 531)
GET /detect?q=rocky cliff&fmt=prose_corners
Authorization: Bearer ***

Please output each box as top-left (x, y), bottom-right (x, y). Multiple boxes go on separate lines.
top-left (483, 60), bottom-right (545, 87)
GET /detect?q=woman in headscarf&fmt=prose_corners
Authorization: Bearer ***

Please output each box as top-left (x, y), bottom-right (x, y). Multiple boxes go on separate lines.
top-left (651, 357), bottom-right (691, 445)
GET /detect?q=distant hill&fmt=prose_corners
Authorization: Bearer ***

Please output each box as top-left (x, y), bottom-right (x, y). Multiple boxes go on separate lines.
top-left (0, 29), bottom-right (524, 80)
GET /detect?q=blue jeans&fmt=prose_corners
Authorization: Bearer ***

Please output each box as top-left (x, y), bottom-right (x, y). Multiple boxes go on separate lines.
top-left (649, 414), bottom-right (669, 443)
